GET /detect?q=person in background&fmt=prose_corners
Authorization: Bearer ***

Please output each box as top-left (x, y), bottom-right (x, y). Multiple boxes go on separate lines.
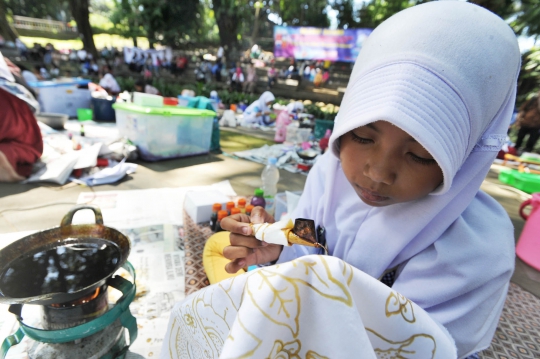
top-left (322, 70), bottom-right (330, 84)
top-left (98, 65), bottom-right (121, 95)
top-left (241, 91), bottom-right (275, 126)
top-left (0, 53), bottom-right (43, 182)
top-left (230, 62), bottom-right (244, 92)
top-left (243, 63), bottom-right (258, 94)
top-left (267, 63), bottom-right (277, 89)
top-left (20, 65), bottom-right (38, 83)
top-left (134, 79), bottom-right (160, 95)
top-left (313, 68), bottom-right (323, 87)
top-left (217, 46), bottom-right (224, 63)
top-left (514, 93), bottom-right (540, 154)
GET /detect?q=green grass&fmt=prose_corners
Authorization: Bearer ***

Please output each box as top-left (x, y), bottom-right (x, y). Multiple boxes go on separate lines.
top-left (220, 131), bottom-right (275, 153)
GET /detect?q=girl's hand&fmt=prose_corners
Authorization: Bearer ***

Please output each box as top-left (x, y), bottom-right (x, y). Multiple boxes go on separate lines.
top-left (221, 206), bottom-right (283, 274)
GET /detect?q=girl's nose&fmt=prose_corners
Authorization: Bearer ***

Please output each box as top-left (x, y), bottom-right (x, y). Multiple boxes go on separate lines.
top-left (363, 155), bottom-right (396, 185)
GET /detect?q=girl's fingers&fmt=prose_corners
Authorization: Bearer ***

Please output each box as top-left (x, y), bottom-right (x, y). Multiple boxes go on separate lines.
top-left (225, 258), bottom-right (246, 274)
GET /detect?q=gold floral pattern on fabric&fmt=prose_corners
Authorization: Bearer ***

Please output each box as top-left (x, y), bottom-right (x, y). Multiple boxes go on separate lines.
top-left (245, 256), bottom-right (355, 337)
top-left (385, 291), bottom-right (416, 323)
top-left (161, 255), bottom-right (456, 359)
top-left (366, 328), bottom-right (436, 358)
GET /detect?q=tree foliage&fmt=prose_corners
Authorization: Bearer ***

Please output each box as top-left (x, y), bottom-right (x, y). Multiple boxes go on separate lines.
top-left (511, 0), bottom-right (540, 39)
top-left (4, 0), bottom-right (71, 21)
top-left (277, 0), bottom-right (330, 27)
top-left (332, 0), bottom-right (358, 29)
top-left (356, 0), bottom-right (430, 29)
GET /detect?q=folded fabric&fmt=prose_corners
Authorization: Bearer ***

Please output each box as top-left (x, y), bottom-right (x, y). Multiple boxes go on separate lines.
top-left (160, 255), bottom-right (456, 358)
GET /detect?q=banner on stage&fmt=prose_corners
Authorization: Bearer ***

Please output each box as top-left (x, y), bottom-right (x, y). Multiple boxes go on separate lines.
top-left (273, 26), bottom-right (373, 62)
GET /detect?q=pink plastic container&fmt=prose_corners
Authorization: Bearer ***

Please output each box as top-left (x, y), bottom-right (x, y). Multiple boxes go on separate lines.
top-left (516, 193), bottom-right (540, 271)
top-left (274, 111), bottom-right (292, 143)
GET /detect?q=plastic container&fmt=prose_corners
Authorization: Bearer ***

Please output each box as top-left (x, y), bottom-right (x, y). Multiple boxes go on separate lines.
top-left (28, 78), bottom-right (91, 117)
top-left (286, 125), bottom-right (312, 144)
top-left (237, 198), bottom-right (246, 213)
top-left (77, 108), bottom-right (93, 121)
top-left (226, 201), bottom-right (235, 215)
top-left (314, 119), bottom-right (335, 139)
top-left (262, 157), bottom-right (280, 217)
top-left (516, 193), bottom-right (540, 271)
top-left (113, 102), bottom-right (216, 161)
top-left (246, 204), bottom-right (254, 216)
top-left (498, 169), bottom-right (540, 194)
top-left (210, 203), bottom-right (222, 232)
top-left (275, 191), bottom-right (303, 222)
top-left (36, 113), bottom-right (68, 129)
top-left (177, 95), bottom-right (193, 107)
top-left (92, 97), bottom-right (116, 122)
top-left (250, 188), bottom-right (266, 209)
top-left (164, 97), bottom-right (179, 106)
top-left (133, 92), bottom-right (163, 107)
top-left (216, 210), bottom-right (229, 232)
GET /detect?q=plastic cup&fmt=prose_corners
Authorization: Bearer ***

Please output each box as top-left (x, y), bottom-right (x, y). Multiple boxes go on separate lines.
top-left (77, 108), bottom-right (93, 121)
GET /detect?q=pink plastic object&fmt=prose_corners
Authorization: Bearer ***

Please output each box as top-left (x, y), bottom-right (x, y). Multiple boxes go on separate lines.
top-left (274, 111), bottom-right (292, 142)
top-left (301, 142), bottom-right (311, 150)
top-left (516, 193), bottom-right (540, 271)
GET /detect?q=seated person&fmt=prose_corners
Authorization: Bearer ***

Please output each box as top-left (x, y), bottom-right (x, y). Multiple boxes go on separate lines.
top-left (0, 54), bottom-right (43, 182)
top-left (98, 66), bottom-right (121, 95)
top-left (134, 80), bottom-right (160, 95)
top-left (166, 3), bottom-right (520, 358)
top-left (240, 91), bottom-right (275, 127)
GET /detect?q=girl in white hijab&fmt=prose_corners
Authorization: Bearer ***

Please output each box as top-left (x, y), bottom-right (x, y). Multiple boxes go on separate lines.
top-left (162, 2), bottom-right (520, 358)
top-left (241, 90), bottom-right (276, 126)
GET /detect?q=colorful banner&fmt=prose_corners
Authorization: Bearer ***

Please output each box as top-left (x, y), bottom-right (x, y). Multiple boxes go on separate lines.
top-left (273, 26), bottom-right (373, 63)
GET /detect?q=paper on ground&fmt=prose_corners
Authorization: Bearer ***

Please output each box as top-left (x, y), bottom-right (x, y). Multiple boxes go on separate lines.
top-left (74, 181), bottom-right (237, 229)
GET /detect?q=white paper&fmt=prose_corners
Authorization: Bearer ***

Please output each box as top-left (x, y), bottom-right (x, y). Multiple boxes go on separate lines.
top-left (73, 142), bottom-right (102, 169)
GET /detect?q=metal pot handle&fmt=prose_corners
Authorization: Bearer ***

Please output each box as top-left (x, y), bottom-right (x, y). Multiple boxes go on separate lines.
top-left (60, 205), bottom-right (104, 226)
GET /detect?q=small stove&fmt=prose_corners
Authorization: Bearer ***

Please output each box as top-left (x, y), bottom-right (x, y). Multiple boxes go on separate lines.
top-left (0, 205), bottom-right (137, 359)
top-left (2, 263), bottom-right (137, 359)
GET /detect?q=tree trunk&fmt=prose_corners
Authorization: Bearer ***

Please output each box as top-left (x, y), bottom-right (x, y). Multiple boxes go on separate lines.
top-left (251, 6), bottom-right (261, 46)
top-left (132, 37), bottom-right (138, 47)
top-left (213, 0), bottom-right (241, 63)
top-left (68, 0), bottom-right (98, 58)
top-left (0, 0), bottom-right (18, 42)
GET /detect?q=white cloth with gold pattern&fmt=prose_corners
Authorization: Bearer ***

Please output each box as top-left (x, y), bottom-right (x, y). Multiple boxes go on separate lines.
top-left (160, 255), bottom-right (456, 358)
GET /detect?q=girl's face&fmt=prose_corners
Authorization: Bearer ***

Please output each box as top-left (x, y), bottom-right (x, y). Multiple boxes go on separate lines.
top-left (339, 120), bottom-right (443, 207)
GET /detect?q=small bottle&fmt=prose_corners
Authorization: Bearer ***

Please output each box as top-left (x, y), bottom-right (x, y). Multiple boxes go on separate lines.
top-left (261, 157), bottom-right (279, 217)
top-left (230, 207), bottom-right (241, 216)
top-left (216, 210), bottom-right (228, 232)
top-left (250, 188), bottom-right (266, 209)
top-left (226, 201), bottom-right (235, 215)
top-left (245, 204), bottom-right (255, 216)
top-left (80, 124), bottom-right (85, 137)
top-left (210, 203), bottom-right (222, 232)
top-left (237, 198), bottom-right (247, 213)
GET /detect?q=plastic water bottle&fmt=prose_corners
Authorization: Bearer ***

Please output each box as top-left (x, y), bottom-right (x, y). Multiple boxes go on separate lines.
top-left (262, 157), bottom-right (280, 217)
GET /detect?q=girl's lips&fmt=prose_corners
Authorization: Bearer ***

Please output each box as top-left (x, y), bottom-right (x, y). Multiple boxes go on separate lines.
top-left (357, 186), bottom-right (389, 203)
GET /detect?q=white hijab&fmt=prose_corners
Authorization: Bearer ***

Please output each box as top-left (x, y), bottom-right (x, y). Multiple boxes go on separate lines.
top-left (279, 2), bottom-right (520, 357)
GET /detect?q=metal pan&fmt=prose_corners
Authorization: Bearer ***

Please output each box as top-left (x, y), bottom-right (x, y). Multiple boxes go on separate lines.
top-left (0, 205), bottom-right (130, 305)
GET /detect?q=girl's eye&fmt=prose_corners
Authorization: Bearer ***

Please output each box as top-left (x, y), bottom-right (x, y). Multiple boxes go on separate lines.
top-left (350, 132), bottom-right (372, 144)
top-left (409, 153), bottom-right (437, 166)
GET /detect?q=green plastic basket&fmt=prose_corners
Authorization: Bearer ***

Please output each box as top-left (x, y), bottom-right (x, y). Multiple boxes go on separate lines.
top-left (77, 108), bottom-right (93, 121)
top-left (314, 119), bottom-right (334, 139)
top-left (498, 169), bottom-right (540, 194)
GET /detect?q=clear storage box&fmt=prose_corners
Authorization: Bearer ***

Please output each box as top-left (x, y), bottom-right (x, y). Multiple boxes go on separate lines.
top-left (28, 78), bottom-right (91, 117)
top-left (113, 102), bottom-right (216, 161)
